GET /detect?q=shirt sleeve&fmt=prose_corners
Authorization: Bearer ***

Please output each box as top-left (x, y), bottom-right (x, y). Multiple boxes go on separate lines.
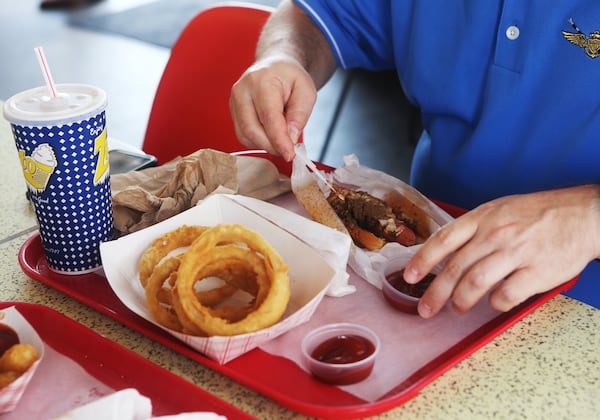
top-left (293, 0), bottom-right (396, 70)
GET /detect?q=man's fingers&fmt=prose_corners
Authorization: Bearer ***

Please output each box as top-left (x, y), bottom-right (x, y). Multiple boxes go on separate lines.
top-left (230, 81), bottom-right (293, 158)
top-left (230, 92), bottom-right (277, 154)
top-left (404, 215), bottom-right (478, 284)
top-left (229, 57), bottom-right (318, 160)
top-left (449, 250), bottom-right (516, 313)
top-left (487, 268), bottom-right (540, 312)
top-left (284, 75), bottom-right (317, 135)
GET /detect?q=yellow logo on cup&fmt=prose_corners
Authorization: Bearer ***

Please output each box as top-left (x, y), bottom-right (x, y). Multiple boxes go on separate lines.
top-left (19, 144), bottom-right (58, 193)
top-left (93, 128), bottom-right (109, 185)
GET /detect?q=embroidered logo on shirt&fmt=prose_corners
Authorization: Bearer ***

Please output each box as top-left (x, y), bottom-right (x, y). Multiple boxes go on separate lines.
top-left (562, 18), bottom-right (600, 59)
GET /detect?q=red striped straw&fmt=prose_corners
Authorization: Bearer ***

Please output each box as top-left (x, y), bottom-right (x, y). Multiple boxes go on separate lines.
top-left (34, 46), bottom-right (58, 98)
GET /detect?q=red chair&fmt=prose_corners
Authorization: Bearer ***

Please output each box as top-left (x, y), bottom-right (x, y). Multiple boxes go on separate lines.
top-left (142, 3), bottom-right (293, 174)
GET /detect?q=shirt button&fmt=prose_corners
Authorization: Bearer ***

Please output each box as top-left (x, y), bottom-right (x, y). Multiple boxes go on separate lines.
top-left (506, 25), bottom-right (520, 40)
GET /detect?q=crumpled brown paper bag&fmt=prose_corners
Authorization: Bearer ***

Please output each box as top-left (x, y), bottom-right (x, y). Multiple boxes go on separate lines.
top-left (110, 149), bottom-right (291, 237)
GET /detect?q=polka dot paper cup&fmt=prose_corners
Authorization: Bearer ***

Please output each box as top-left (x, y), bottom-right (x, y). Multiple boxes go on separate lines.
top-left (4, 84), bottom-right (113, 274)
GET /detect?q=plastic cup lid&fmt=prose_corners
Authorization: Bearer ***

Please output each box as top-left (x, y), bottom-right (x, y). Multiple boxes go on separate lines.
top-left (3, 83), bottom-right (107, 126)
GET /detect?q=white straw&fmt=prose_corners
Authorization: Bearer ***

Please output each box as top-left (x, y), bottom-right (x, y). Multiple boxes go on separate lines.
top-left (34, 46), bottom-right (58, 98)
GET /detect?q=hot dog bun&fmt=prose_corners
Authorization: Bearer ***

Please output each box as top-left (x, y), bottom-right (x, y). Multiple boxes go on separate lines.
top-left (292, 179), bottom-right (348, 235)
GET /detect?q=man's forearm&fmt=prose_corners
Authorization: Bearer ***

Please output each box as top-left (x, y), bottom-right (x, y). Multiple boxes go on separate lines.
top-left (256, 0), bottom-right (338, 89)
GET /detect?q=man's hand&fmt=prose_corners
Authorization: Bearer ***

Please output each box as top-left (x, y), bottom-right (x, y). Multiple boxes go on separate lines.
top-left (404, 185), bottom-right (600, 317)
top-left (229, 57), bottom-right (317, 161)
top-left (229, 0), bottom-right (337, 161)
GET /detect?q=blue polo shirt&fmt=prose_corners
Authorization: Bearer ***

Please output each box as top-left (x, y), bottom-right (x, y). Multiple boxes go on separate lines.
top-left (295, 0), bottom-right (600, 309)
top-left (295, 0), bottom-right (600, 210)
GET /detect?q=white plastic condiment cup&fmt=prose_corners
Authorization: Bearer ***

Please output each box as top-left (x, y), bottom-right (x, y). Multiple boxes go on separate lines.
top-left (380, 255), bottom-right (440, 315)
top-left (301, 322), bottom-right (380, 385)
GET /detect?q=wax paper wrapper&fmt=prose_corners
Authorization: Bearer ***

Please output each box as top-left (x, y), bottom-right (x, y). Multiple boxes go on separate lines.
top-left (110, 148), bottom-right (291, 237)
top-left (292, 144), bottom-right (454, 288)
top-left (54, 388), bottom-right (225, 420)
top-left (100, 194), bottom-right (352, 364)
top-left (260, 245), bottom-right (502, 402)
top-left (0, 306), bottom-right (45, 413)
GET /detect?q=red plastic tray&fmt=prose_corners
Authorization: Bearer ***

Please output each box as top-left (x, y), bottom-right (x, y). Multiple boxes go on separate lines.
top-left (17, 213), bottom-right (577, 419)
top-left (0, 302), bottom-right (254, 419)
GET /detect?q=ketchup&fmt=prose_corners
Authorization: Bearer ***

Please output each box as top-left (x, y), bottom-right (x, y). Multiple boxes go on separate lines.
top-left (0, 323), bottom-right (19, 355)
top-left (311, 334), bottom-right (375, 364)
top-left (309, 334), bottom-right (376, 384)
top-left (386, 269), bottom-right (436, 298)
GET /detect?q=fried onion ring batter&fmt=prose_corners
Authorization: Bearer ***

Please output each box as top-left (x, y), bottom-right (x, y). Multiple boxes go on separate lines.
top-left (139, 225), bottom-right (209, 288)
top-left (175, 224), bottom-right (290, 336)
top-left (139, 223), bottom-right (290, 336)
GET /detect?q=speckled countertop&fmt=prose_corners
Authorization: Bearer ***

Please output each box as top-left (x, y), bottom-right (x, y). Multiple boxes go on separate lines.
top-left (1, 107), bottom-right (599, 419)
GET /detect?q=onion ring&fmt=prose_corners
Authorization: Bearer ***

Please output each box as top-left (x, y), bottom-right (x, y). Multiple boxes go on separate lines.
top-left (144, 249), bottom-right (253, 332)
top-left (139, 225), bottom-right (209, 288)
top-left (169, 250), bottom-right (263, 336)
top-left (144, 255), bottom-right (184, 332)
top-left (175, 224), bottom-right (290, 336)
top-left (172, 243), bottom-right (269, 331)
top-left (140, 225), bottom-right (245, 332)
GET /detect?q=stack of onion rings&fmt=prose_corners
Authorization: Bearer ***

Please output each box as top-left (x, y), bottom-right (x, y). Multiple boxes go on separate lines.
top-left (138, 224), bottom-right (290, 336)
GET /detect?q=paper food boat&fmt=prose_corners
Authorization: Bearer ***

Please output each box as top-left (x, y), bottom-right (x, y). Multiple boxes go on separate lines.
top-left (0, 306), bottom-right (45, 413)
top-left (100, 194), bottom-right (351, 364)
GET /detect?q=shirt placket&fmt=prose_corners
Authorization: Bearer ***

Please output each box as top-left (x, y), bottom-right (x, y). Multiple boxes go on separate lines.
top-left (494, 0), bottom-right (529, 72)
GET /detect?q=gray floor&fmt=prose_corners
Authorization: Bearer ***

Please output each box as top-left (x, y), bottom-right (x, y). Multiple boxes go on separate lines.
top-left (0, 0), bottom-right (418, 181)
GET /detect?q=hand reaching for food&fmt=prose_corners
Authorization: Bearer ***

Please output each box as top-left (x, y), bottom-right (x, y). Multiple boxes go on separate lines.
top-left (405, 185), bottom-right (600, 317)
